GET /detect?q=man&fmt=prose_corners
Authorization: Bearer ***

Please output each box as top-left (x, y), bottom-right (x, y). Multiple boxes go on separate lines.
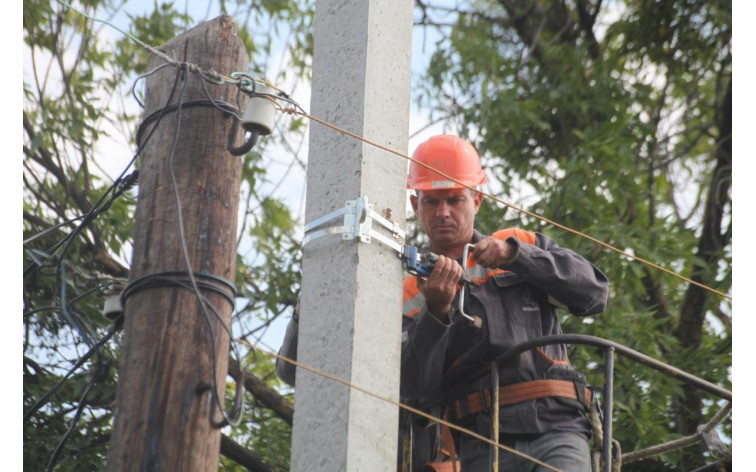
top-left (277, 135), bottom-right (609, 470)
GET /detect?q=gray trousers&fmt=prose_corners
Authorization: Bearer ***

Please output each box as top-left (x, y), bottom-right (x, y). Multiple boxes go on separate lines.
top-left (459, 431), bottom-right (591, 471)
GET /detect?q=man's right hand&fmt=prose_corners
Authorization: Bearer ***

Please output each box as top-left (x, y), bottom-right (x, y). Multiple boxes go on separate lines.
top-left (416, 255), bottom-right (462, 323)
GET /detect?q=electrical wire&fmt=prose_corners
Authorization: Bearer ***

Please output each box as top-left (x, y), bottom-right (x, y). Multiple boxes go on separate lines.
top-left (45, 372), bottom-right (99, 472)
top-left (23, 63), bottom-right (183, 278)
top-left (130, 62), bottom-right (174, 109)
top-left (24, 318), bottom-right (121, 422)
top-left (239, 339), bottom-right (562, 472)
top-left (283, 108), bottom-right (732, 301)
top-left (53, 0), bottom-right (731, 319)
top-left (23, 215), bottom-right (86, 245)
top-left (135, 99), bottom-right (240, 148)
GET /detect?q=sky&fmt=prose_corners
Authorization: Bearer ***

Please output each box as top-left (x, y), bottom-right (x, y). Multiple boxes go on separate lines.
top-left (13, 1), bottom-right (752, 469)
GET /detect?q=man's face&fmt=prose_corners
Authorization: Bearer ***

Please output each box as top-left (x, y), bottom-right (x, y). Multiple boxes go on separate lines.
top-left (410, 188), bottom-right (483, 255)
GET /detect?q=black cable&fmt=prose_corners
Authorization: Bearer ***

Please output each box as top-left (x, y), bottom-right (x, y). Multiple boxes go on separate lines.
top-left (24, 317), bottom-right (121, 422)
top-left (45, 372), bottom-right (99, 472)
top-left (23, 215), bottom-right (86, 245)
top-left (23, 67), bottom-right (182, 277)
top-left (121, 271), bottom-right (237, 309)
top-left (135, 99), bottom-right (240, 148)
top-left (197, 295), bottom-right (245, 429)
top-left (58, 263), bottom-right (96, 350)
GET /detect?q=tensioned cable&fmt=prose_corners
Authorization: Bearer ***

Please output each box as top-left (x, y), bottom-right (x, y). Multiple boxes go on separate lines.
top-left (285, 109), bottom-right (731, 301)
top-left (238, 339), bottom-right (563, 472)
top-left (55, 0), bottom-right (730, 306)
top-left (233, 77), bottom-right (731, 303)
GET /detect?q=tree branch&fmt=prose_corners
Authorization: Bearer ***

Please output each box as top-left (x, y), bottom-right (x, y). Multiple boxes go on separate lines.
top-left (576, 0), bottom-right (601, 59)
top-left (676, 78), bottom-right (731, 349)
top-left (220, 434), bottom-right (283, 472)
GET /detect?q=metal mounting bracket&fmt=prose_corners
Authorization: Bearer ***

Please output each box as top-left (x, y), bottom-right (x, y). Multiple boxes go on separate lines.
top-left (303, 196), bottom-right (405, 253)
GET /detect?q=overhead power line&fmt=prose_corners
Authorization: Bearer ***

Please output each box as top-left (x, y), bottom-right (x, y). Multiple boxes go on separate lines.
top-left (289, 109), bottom-right (732, 301)
top-left (238, 339), bottom-right (562, 472)
top-left (53, 0), bottom-right (733, 302)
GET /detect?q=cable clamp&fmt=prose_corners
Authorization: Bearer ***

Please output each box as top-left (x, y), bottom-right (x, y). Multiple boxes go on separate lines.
top-left (302, 196), bottom-right (405, 253)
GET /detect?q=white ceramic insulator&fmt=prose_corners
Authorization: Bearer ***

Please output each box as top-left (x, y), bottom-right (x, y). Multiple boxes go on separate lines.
top-left (241, 86), bottom-right (276, 135)
top-left (103, 294), bottom-right (123, 320)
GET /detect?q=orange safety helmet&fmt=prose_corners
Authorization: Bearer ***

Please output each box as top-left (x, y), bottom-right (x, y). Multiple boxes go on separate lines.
top-left (407, 135), bottom-right (487, 190)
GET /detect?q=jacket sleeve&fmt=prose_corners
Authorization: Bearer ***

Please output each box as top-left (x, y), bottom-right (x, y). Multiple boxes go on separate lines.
top-left (275, 316), bottom-right (299, 387)
top-left (400, 307), bottom-right (451, 401)
top-left (504, 232), bottom-right (609, 316)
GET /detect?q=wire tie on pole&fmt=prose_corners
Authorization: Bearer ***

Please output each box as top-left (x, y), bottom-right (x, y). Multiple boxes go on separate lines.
top-left (121, 270), bottom-right (237, 309)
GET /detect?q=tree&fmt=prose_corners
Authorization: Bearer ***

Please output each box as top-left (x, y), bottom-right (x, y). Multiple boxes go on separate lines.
top-left (414, 0), bottom-right (731, 469)
top-left (23, 0), bottom-right (312, 470)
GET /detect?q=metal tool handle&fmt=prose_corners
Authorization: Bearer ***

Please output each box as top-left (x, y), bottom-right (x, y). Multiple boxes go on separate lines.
top-left (459, 244), bottom-right (483, 329)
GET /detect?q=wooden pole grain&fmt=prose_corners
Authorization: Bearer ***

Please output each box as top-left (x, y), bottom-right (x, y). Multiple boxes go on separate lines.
top-left (107, 16), bottom-right (247, 472)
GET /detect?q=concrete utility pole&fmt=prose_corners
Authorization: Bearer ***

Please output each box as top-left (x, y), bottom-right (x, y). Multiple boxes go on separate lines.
top-left (292, 0), bottom-right (412, 470)
top-left (107, 17), bottom-right (247, 471)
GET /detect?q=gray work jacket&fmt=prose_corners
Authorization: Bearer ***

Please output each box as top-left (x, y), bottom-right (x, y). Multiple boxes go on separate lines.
top-left (401, 229), bottom-right (609, 436)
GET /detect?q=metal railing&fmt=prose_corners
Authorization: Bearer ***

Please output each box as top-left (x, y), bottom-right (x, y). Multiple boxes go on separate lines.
top-left (413, 334), bottom-right (732, 472)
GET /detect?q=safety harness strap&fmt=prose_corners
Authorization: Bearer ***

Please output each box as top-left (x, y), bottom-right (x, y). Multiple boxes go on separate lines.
top-left (450, 379), bottom-right (592, 421)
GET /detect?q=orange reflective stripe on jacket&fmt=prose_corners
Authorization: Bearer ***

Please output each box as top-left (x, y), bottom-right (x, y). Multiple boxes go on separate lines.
top-left (403, 276), bottom-right (423, 318)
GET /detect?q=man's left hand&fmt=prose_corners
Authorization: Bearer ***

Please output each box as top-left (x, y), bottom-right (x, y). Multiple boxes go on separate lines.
top-left (472, 237), bottom-right (516, 268)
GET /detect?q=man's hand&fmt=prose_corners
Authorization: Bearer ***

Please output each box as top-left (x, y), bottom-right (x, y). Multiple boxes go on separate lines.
top-left (472, 237), bottom-right (516, 268)
top-left (417, 255), bottom-right (462, 323)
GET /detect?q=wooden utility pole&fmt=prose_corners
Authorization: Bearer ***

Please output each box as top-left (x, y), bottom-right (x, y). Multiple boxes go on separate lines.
top-left (107, 17), bottom-right (247, 471)
top-left (292, 0), bottom-right (413, 470)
